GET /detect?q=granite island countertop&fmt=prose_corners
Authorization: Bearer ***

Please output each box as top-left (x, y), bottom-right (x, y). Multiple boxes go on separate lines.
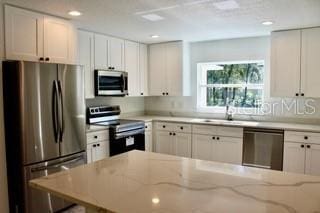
top-left (30, 150), bottom-right (320, 213)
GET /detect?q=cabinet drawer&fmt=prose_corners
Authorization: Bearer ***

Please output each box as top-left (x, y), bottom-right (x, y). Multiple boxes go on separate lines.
top-left (174, 124), bottom-right (192, 133)
top-left (156, 122), bottom-right (175, 131)
top-left (285, 131), bottom-right (320, 144)
top-left (86, 130), bottom-right (109, 144)
top-left (217, 126), bottom-right (243, 138)
top-left (192, 125), bottom-right (217, 135)
top-left (145, 122), bottom-right (153, 132)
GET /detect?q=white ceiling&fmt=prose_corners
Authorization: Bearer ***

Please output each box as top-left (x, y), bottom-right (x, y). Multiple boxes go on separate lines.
top-left (3, 0), bottom-right (320, 43)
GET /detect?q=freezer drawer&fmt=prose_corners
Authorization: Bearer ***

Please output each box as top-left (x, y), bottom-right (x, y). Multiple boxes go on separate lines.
top-left (23, 152), bottom-right (86, 213)
top-left (243, 128), bottom-right (284, 171)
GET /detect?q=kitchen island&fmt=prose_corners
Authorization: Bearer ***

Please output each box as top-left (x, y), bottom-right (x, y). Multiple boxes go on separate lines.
top-left (30, 150), bottom-right (320, 213)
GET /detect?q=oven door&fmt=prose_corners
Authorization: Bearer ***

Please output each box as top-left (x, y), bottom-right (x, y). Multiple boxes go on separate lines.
top-left (95, 70), bottom-right (128, 96)
top-left (110, 129), bottom-right (145, 156)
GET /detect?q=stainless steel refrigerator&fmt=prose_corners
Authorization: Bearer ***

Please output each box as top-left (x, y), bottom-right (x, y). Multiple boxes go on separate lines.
top-left (2, 61), bottom-right (86, 213)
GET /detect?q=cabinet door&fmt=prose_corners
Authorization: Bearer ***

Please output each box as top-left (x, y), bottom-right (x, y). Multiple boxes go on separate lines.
top-left (94, 34), bottom-right (109, 69)
top-left (215, 137), bottom-right (242, 165)
top-left (305, 144), bottom-right (320, 176)
top-left (149, 44), bottom-right (166, 96)
top-left (109, 37), bottom-right (125, 71)
top-left (139, 44), bottom-right (148, 96)
top-left (86, 144), bottom-right (94, 164)
top-left (166, 42), bottom-right (182, 96)
top-left (125, 40), bottom-right (140, 96)
top-left (155, 131), bottom-right (173, 155)
top-left (270, 30), bottom-right (301, 97)
top-left (94, 142), bottom-right (109, 162)
top-left (4, 5), bottom-right (44, 61)
top-left (78, 30), bottom-right (95, 99)
top-left (283, 142), bottom-right (306, 174)
top-left (301, 28), bottom-right (320, 98)
top-left (43, 17), bottom-right (70, 64)
top-left (192, 134), bottom-right (214, 161)
top-left (145, 131), bottom-right (153, 152)
top-left (173, 133), bottom-right (191, 158)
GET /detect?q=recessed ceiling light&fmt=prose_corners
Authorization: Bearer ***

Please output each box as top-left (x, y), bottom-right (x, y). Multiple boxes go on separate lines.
top-left (152, 197), bottom-right (160, 204)
top-left (213, 0), bottom-right (239, 10)
top-left (262, 21), bottom-right (274, 26)
top-left (141, 14), bottom-right (164, 21)
top-left (68, 10), bottom-right (82, 16)
top-left (150, 35), bottom-right (160, 38)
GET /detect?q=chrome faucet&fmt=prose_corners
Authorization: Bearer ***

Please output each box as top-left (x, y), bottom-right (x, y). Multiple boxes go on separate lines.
top-left (225, 104), bottom-right (233, 121)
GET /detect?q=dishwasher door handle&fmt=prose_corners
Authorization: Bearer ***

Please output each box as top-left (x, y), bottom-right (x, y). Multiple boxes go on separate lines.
top-left (242, 163), bottom-right (271, 169)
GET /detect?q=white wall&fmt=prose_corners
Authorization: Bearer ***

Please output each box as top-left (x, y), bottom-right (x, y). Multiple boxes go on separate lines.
top-left (145, 36), bottom-right (320, 123)
top-left (0, 1), bottom-right (9, 212)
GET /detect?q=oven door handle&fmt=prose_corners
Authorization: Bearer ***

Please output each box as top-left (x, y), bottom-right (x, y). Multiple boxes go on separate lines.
top-left (115, 129), bottom-right (145, 139)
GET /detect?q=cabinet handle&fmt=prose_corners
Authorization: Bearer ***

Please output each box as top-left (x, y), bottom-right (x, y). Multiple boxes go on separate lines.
top-left (301, 93), bottom-right (305, 97)
top-left (301, 144), bottom-right (305, 148)
top-left (145, 126), bottom-right (148, 129)
top-left (162, 92), bottom-right (165, 96)
top-left (180, 127), bottom-right (183, 130)
top-left (307, 145), bottom-right (311, 149)
top-left (93, 144), bottom-right (97, 148)
top-left (97, 143), bottom-right (100, 147)
top-left (108, 67), bottom-right (112, 69)
top-left (162, 125), bottom-right (166, 128)
top-left (173, 133), bottom-right (176, 136)
top-left (94, 136), bottom-right (98, 139)
top-left (217, 137), bottom-right (220, 140)
top-left (295, 93), bottom-right (299, 97)
top-left (45, 57), bottom-right (50, 61)
top-left (212, 136), bottom-right (215, 140)
top-left (304, 136), bottom-right (308, 140)
top-left (141, 93), bottom-right (144, 96)
top-left (39, 57), bottom-right (44, 61)
top-left (169, 132), bottom-right (172, 136)
top-left (166, 92), bottom-right (169, 95)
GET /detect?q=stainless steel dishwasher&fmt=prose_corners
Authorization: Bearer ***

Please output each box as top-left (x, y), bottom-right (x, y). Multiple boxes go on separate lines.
top-left (243, 128), bottom-right (284, 171)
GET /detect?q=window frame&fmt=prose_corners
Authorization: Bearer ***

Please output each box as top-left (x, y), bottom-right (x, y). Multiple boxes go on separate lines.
top-left (196, 60), bottom-right (265, 114)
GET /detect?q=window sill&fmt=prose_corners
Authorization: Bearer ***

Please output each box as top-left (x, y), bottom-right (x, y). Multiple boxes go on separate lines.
top-left (197, 106), bottom-right (264, 115)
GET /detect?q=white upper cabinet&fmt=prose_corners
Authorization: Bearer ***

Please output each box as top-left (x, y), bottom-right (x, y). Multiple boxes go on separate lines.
top-left (149, 43), bottom-right (166, 96)
top-left (149, 41), bottom-right (190, 97)
top-left (139, 44), bottom-right (149, 96)
top-left (78, 30), bottom-right (95, 99)
top-left (94, 34), bottom-right (109, 69)
top-left (270, 30), bottom-right (301, 97)
top-left (125, 41), bottom-right (149, 97)
top-left (5, 5), bottom-right (77, 64)
top-left (301, 28), bottom-right (320, 98)
top-left (94, 34), bottom-right (125, 70)
top-left (109, 37), bottom-right (125, 71)
top-left (5, 5), bottom-right (44, 61)
top-left (125, 40), bottom-right (140, 96)
top-left (271, 27), bottom-right (320, 98)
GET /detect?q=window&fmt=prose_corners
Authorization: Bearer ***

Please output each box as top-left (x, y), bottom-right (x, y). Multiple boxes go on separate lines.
top-left (197, 60), bottom-right (265, 113)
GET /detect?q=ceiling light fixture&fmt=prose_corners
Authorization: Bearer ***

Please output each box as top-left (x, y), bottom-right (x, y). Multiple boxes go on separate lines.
top-left (68, 10), bottom-right (82, 16)
top-left (141, 14), bottom-right (164, 21)
top-left (262, 21), bottom-right (274, 26)
top-left (151, 35), bottom-right (160, 38)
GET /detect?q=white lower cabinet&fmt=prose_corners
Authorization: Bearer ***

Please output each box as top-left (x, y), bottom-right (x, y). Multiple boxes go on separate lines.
top-left (192, 134), bottom-right (242, 164)
top-left (86, 130), bottom-right (109, 163)
top-left (145, 122), bottom-right (153, 152)
top-left (87, 141), bottom-right (109, 163)
top-left (155, 123), bottom-right (192, 158)
top-left (283, 131), bottom-right (320, 176)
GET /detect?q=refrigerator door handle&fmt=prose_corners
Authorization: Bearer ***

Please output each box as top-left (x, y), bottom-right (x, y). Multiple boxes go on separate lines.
top-left (57, 80), bottom-right (65, 142)
top-left (52, 81), bottom-right (59, 143)
top-left (30, 155), bottom-right (84, 172)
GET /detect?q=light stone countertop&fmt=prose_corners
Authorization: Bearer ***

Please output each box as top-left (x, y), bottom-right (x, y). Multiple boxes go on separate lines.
top-left (30, 150), bottom-right (320, 213)
top-left (125, 115), bottom-right (320, 132)
top-left (86, 124), bottom-right (109, 133)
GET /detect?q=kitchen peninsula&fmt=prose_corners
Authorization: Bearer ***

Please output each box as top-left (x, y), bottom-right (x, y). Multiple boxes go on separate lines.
top-left (30, 150), bottom-right (320, 213)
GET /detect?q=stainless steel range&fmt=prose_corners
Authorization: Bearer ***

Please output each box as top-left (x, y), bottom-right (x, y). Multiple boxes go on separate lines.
top-left (87, 106), bottom-right (145, 156)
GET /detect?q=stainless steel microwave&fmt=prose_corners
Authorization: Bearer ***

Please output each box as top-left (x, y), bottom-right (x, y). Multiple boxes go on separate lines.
top-left (95, 70), bottom-right (128, 96)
